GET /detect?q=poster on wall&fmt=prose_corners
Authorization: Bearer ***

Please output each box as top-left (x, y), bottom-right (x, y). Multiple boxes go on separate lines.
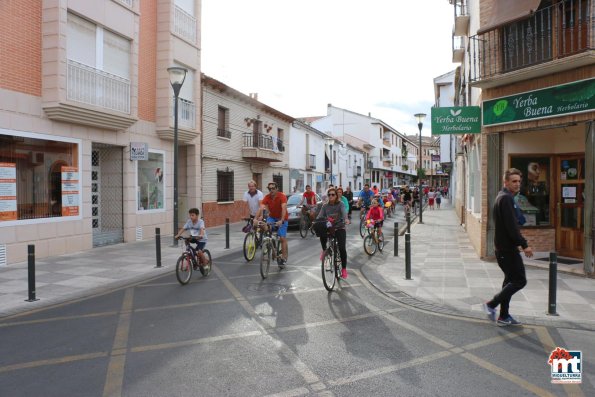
top-left (61, 166), bottom-right (79, 216)
top-left (510, 156), bottom-right (550, 226)
top-left (0, 163), bottom-right (17, 221)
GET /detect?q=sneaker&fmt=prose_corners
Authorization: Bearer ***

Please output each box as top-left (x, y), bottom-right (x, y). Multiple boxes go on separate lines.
top-left (341, 268), bottom-right (348, 279)
top-left (278, 258), bottom-right (286, 269)
top-left (482, 303), bottom-right (497, 322)
top-left (497, 316), bottom-right (522, 326)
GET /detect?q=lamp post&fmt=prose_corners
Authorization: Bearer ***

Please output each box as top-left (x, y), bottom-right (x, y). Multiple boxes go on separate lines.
top-left (414, 113), bottom-right (426, 224)
top-left (168, 66), bottom-right (187, 246)
top-left (326, 137), bottom-right (334, 189)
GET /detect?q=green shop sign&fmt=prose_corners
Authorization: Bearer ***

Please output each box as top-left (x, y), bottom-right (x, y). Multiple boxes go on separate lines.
top-left (483, 78), bottom-right (595, 126)
top-left (431, 106), bottom-right (481, 135)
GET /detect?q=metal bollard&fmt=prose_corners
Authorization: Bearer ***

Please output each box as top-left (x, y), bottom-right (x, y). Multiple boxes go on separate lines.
top-left (26, 245), bottom-right (39, 302)
top-left (155, 227), bottom-right (162, 268)
top-left (225, 218), bottom-right (230, 249)
top-left (406, 211), bottom-right (411, 234)
top-left (405, 232), bottom-right (412, 280)
top-left (393, 222), bottom-right (399, 257)
top-left (547, 251), bottom-right (559, 316)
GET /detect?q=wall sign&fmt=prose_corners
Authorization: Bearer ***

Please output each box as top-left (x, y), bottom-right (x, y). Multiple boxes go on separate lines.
top-left (61, 166), bottom-right (79, 216)
top-left (483, 78), bottom-right (595, 126)
top-left (0, 163), bottom-right (17, 221)
top-left (130, 142), bottom-right (149, 161)
top-left (431, 106), bottom-right (481, 135)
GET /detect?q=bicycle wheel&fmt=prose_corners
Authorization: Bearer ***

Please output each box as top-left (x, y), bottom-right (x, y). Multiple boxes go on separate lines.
top-left (363, 234), bottom-right (377, 256)
top-left (175, 253), bottom-right (193, 285)
top-left (359, 217), bottom-right (367, 238)
top-left (377, 231), bottom-right (385, 252)
top-left (299, 215), bottom-right (308, 238)
top-left (321, 248), bottom-right (336, 291)
top-left (199, 249), bottom-right (212, 276)
top-left (260, 241), bottom-right (271, 279)
top-left (243, 232), bottom-right (256, 261)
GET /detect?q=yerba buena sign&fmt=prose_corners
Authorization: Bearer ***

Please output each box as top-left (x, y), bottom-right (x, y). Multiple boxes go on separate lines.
top-left (483, 78), bottom-right (595, 126)
top-left (431, 107), bottom-right (481, 135)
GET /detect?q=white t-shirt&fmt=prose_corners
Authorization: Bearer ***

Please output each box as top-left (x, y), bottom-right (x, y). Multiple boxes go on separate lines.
top-left (243, 189), bottom-right (264, 216)
top-left (183, 218), bottom-right (207, 241)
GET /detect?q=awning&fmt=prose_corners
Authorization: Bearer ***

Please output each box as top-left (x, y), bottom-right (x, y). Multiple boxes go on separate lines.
top-left (477, 0), bottom-right (542, 34)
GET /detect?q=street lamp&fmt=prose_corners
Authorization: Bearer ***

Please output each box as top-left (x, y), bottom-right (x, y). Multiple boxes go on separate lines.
top-left (168, 66), bottom-right (187, 246)
top-left (325, 137), bottom-right (334, 189)
top-left (414, 113), bottom-right (426, 224)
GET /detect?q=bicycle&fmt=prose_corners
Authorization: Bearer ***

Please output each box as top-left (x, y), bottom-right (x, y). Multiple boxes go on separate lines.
top-left (242, 217), bottom-right (263, 262)
top-left (359, 205), bottom-right (370, 237)
top-left (259, 221), bottom-right (284, 279)
top-left (175, 236), bottom-right (212, 285)
top-left (298, 205), bottom-right (316, 238)
top-left (320, 219), bottom-right (342, 292)
top-left (363, 220), bottom-right (385, 256)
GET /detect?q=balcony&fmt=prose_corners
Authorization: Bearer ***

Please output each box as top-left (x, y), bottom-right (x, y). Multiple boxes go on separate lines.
top-left (217, 128), bottom-right (231, 139)
top-left (453, 0), bottom-right (469, 36)
top-left (469, 0), bottom-right (594, 88)
top-left (173, 5), bottom-right (197, 44)
top-left (44, 59), bottom-right (137, 131)
top-left (452, 34), bottom-right (465, 63)
top-left (175, 98), bottom-right (196, 130)
top-left (307, 154), bottom-right (316, 169)
top-left (242, 133), bottom-right (284, 162)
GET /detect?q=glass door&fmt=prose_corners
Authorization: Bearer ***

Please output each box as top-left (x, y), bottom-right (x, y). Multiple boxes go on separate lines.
top-left (555, 155), bottom-right (585, 258)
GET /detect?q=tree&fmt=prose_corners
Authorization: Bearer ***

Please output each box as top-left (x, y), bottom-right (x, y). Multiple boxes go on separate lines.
top-left (417, 167), bottom-right (426, 182)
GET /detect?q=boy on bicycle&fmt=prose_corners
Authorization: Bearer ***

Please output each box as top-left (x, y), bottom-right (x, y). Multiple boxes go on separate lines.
top-left (175, 208), bottom-right (207, 265)
top-left (365, 198), bottom-right (384, 236)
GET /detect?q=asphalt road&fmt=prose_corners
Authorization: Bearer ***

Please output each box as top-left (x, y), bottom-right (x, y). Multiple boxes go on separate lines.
top-left (0, 216), bottom-right (593, 397)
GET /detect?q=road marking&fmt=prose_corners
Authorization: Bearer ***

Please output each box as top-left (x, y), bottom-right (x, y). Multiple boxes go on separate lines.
top-left (262, 387), bottom-right (311, 397)
top-left (460, 328), bottom-right (533, 351)
top-left (534, 327), bottom-right (586, 397)
top-left (131, 331), bottom-right (263, 353)
top-left (461, 352), bottom-right (558, 397)
top-left (0, 352), bottom-right (108, 374)
top-left (102, 287), bottom-right (134, 397)
top-left (0, 311), bottom-right (118, 328)
top-left (133, 298), bottom-right (236, 313)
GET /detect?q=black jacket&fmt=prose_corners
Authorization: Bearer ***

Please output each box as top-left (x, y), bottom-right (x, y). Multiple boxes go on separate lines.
top-left (344, 190), bottom-right (354, 204)
top-left (493, 188), bottom-right (528, 252)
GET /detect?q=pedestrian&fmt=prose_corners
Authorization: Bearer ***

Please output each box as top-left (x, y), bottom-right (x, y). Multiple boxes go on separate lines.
top-left (435, 188), bottom-right (442, 209)
top-left (344, 186), bottom-right (354, 220)
top-left (483, 168), bottom-right (533, 326)
top-left (427, 188), bottom-right (435, 210)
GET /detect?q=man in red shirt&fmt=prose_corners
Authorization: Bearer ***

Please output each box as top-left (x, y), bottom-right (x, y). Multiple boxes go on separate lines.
top-left (256, 181), bottom-right (289, 267)
top-left (300, 185), bottom-right (317, 220)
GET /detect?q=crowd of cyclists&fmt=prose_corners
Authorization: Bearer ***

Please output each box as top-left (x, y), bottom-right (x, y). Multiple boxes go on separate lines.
top-left (177, 179), bottom-right (448, 282)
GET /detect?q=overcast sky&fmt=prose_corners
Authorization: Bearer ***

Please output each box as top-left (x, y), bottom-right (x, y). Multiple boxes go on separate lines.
top-left (201, 0), bottom-right (455, 137)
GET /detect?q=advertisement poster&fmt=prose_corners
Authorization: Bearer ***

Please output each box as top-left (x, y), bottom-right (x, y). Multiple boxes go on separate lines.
top-left (0, 162), bottom-right (17, 221)
top-left (61, 166), bottom-right (79, 216)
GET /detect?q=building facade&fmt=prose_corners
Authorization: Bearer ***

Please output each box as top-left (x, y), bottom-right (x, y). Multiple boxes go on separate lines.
top-left (201, 75), bottom-right (292, 226)
top-left (0, 0), bottom-right (202, 265)
top-left (288, 121), bottom-right (328, 195)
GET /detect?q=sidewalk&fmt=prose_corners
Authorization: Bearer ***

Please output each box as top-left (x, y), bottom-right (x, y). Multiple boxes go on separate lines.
top-left (0, 221), bottom-right (249, 318)
top-left (362, 199), bottom-right (595, 330)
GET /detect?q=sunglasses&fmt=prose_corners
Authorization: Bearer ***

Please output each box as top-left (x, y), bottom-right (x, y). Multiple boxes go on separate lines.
top-left (267, 187), bottom-right (276, 191)
top-left (328, 193), bottom-right (336, 197)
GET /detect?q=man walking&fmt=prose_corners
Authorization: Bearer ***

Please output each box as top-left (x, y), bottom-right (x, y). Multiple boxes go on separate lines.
top-left (484, 168), bottom-right (533, 326)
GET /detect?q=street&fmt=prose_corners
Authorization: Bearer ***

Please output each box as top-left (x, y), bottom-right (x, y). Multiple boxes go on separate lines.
top-left (0, 213), bottom-right (594, 397)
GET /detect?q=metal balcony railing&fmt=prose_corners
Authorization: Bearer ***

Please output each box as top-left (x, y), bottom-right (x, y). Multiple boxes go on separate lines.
top-left (243, 133), bottom-right (285, 152)
top-left (173, 5), bottom-right (197, 44)
top-left (307, 154), bottom-right (316, 169)
top-left (172, 98), bottom-right (196, 129)
top-left (470, 0), bottom-right (593, 82)
top-left (67, 59), bottom-right (131, 114)
top-left (217, 128), bottom-right (231, 139)
top-left (117, 0), bottom-right (133, 7)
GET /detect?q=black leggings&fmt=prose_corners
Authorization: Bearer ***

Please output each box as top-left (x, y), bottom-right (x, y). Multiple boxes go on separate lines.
top-left (319, 229), bottom-right (347, 269)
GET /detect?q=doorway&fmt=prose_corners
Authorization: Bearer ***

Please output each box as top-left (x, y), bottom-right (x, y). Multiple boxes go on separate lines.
top-left (555, 155), bottom-right (585, 258)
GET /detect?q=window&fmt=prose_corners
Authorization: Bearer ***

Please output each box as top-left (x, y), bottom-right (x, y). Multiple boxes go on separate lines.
top-left (273, 174), bottom-right (283, 192)
top-left (137, 151), bottom-right (165, 211)
top-left (277, 128), bottom-right (285, 152)
top-left (510, 156), bottom-right (551, 226)
top-left (217, 106), bottom-right (230, 138)
top-left (0, 132), bottom-right (80, 223)
top-left (217, 170), bottom-right (234, 202)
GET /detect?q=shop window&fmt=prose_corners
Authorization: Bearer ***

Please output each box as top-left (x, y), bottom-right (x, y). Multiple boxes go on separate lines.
top-left (510, 156), bottom-right (551, 226)
top-left (0, 133), bottom-right (79, 222)
top-left (137, 151), bottom-right (165, 211)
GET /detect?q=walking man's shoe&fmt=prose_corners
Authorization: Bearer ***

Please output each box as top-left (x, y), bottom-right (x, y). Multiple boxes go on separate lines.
top-left (483, 303), bottom-right (497, 322)
top-left (497, 316), bottom-right (522, 326)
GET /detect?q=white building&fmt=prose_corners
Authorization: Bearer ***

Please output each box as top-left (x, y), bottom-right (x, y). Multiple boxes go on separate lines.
top-left (288, 121), bottom-right (329, 194)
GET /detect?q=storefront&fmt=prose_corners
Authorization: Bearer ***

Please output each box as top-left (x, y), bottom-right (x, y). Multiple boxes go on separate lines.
top-left (482, 75), bottom-right (595, 275)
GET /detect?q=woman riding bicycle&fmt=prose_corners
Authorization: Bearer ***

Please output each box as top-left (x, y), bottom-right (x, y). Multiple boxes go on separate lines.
top-left (315, 187), bottom-right (349, 279)
top-left (365, 198), bottom-right (384, 236)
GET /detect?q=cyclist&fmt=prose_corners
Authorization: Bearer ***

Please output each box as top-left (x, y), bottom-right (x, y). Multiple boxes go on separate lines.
top-left (299, 184), bottom-right (317, 220)
top-left (401, 186), bottom-right (413, 214)
top-left (243, 180), bottom-right (263, 219)
top-left (365, 198), bottom-right (384, 237)
top-left (316, 187), bottom-right (348, 279)
top-left (174, 207), bottom-right (207, 265)
top-left (344, 186), bottom-right (354, 220)
top-left (359, 184), bottom-right (375, 213)
top-left (256, 181), bottom-right (289, 267)
top-left (336, 187), bottom-right (350, 221)
top-left (412, 187), bottom-right (420, 214)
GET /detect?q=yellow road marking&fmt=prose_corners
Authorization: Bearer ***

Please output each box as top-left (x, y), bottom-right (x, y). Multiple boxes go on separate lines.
top-left (0, 352), bottom-right (107, 374)
top-left (0, 311), bottom-right (118, 328)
